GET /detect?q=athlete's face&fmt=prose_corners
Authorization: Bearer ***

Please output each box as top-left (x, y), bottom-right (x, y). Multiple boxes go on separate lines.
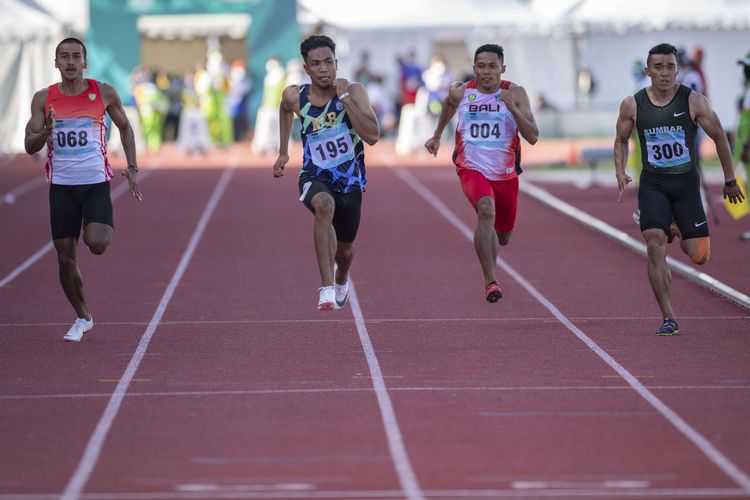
top-left (304, 47), bottom-right (337, 88)
top-left (646, 53), bottom-right (678, 91)
top-left (55, 42), bottom-right (86, 81)
top-left (473, 52), bottom-right (505, 91)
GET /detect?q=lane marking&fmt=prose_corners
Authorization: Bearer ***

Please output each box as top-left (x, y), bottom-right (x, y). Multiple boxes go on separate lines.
top-left (393, 166), bottom-right (750, 493)
top-left (0, 166), bottom-right (157, 290)
top-left (1, 486), bottom-right (748, 498)
top-left (2, 384), bottom-right (750, 401)
top-left (0, 175), bottom-right (46, 205)
top-left (61, 167), bottom-right (236, 500)
top-left (348, 279), bottom-right (425, 500)
top-left (520, 182), bottom-right (750, 312)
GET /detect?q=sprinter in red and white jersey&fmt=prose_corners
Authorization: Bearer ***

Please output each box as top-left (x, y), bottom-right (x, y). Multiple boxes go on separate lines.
top-left (425, 44), bottom-right (538, 302)
top-left (24, 37), bottom-right (142, 342)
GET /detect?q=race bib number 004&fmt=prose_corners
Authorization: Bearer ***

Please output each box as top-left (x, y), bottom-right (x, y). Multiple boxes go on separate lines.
top-left (308, 123), bottom-right (354, 170)
top-left (645, 130), bottom-right (690, 168)
top-left (464, 112), bottom-right (504, 147)
top-left (54, 118), bottom-right (95, 156)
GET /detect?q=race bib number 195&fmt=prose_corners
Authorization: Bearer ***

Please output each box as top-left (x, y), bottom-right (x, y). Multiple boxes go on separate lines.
top-left (308, 123), bottom-right (354, 170)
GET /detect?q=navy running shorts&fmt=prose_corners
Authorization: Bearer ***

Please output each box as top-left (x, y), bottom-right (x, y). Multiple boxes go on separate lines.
top-left (49, 181), bottom-right (114, 240)
top-left (638, 169), bottom-right (708, 240)
top-left (298, 178), bottom-right (362, 243)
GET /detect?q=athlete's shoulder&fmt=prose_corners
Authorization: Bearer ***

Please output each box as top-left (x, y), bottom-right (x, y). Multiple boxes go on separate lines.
top-left (618, 94), bottom-right (637, 116)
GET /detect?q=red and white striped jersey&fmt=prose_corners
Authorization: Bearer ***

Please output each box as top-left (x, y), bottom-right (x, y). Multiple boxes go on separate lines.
top-left (453, 80), bottom-right (519, 181)
top-left (45, 79), bottom-right (112, 185)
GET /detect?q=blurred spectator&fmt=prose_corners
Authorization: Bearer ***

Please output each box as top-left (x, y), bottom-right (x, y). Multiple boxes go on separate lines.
top-left (395, 51), bottom-right (423, 155)
top-left (354, 51), bottom-right (374, 87)
top-left (414, 55), bottom-right (451, 144)
top-left (196, 51), bottom-right (232, 147)
top-left (159, 72), bottom-right (183, 142)
top-left (367, 74), bottom-right (396, 137)
top-left (677, 48), bottom-right (704, 94)
top-left (251, 57), bottom-right (286, 155)
top-left (132, 68), bottom-right (168, 153)
top-left (734, 52), bottom-right (750, 240)
top-left (692, 46), bottom-right (708, 97)
top-left (226, 59), bottom-right (251, 142)
top-left (285, 59), bottom-right (306, 140)
top-left (177, 71), bottom-right (211, 155)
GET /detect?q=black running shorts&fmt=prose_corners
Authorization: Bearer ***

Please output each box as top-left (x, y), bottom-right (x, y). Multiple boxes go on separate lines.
top-left (298, 178), bottom-right (362, 243)
top-left (638, 169), bottom-right (708, 240)
top-left (49, 181), bottom-right (114, 240)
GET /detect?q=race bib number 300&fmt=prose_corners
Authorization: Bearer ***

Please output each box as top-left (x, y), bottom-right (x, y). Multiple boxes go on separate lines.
top-left (645, 130), bottom-right (690, 168)
top-left (308, 123), bottom-right (355, 170)
top-left (54, 118), bottom-right (95, 156)
top-left (464, 112), bottom-right (505, 147)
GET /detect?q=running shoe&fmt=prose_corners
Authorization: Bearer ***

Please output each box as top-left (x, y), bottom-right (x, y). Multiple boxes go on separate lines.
top-left (632, 208), bottom-right (640, 224)
top-left (334, 281), bottom-right (349, 309)
top-left (740, 230), bottom-right (750, 241)
top-left (64, 316), bottom-right (93, 342)
top-left (317, 286), bottom-right (336, 311)
top-left (656, 317), bottom-right (679, 336)
top-left (485, 281), bottom-right (502, 303)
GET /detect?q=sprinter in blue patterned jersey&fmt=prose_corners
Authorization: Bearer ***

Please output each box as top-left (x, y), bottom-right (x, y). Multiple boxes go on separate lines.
top-left (614, 43), bottom-right (744, 336)
top-left (273, 35), bottom-right (379, 311)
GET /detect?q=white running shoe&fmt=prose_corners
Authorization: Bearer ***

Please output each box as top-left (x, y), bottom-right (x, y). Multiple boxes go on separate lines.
top-left (64, 317), bottom-right (93, 342)
top-left (632, 208), bottom-right (641, 224)
top-left (334, 281), bottom-right (349, 309)
top-left (317, 286), bottom-right (335, 311)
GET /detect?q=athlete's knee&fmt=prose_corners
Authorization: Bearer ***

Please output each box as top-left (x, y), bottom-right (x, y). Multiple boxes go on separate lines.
top-left (312, 195), bottom-right (335, 220)
top-left (87, 240), bottom-right (109, 255)
top-left (475, 197), bottom-right (495, 222)
top-left (57, 252), bottom-right (77, 272)
top-left (496, 231), bottom-right (512, 246)
top-left (336, 242), bottom-right (354, 261)
top-left (689, 237), bottom-right (710, 265)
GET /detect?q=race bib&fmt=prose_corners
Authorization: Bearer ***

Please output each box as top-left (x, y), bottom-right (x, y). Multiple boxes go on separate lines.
top-left (308, 123), bottom-right (354, 170)
top-left (464, 112), bottom-right (505, 147)
top-left (645, 130), bottom-right (690, 168)
top-left (54, 118), bottom-right (95, 156)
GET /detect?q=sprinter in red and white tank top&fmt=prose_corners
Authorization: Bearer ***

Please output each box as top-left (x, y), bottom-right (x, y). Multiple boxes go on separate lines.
top-left (24, 37), bottom-right (142, 342)
top-left (425, 44), bottom-right (538, 303)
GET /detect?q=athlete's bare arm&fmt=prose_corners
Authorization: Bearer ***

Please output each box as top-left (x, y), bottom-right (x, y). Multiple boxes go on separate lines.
top-left (101, 83), bottom-right (142, 201)
top-left (614, 96), bottom-right (637, 202)
top-left (425, 81), bottom-right (466, 156)
top-left (500, 85), bottom-right (538, 144)
top-left (335, 79), bottom-right (379, 145)
top-left (273, 85), bottom-right (301, 178)
top-left (689, 92), bottom-right (744, 203)
top-left (24, 89), bottom-right (54, 155)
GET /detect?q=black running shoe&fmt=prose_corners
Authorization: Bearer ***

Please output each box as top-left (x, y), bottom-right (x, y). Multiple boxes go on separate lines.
top-left (656, 317), bottom-right (680, 336)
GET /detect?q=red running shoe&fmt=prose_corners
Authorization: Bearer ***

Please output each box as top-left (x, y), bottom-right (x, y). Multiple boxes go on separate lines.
top-left (485, 281), bottom-right (502, 303)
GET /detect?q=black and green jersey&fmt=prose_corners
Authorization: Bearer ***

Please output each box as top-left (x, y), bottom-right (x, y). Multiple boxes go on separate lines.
top-left (298, 84), bottom-right (366, 193)
top-left (635, 84), bottom-right (697, 175)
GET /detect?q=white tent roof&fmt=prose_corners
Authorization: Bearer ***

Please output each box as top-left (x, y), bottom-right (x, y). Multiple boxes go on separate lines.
top-left (0, 0), bottom-right (62, 40)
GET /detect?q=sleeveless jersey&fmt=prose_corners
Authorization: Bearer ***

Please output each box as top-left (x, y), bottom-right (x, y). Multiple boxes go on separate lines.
top-left (45, 79), bottom-right (112, 185)
top-left (298, 84), bottom-right (365, 193)
top-left (453, 80), bottom-right (519, 181)
top-left (635, 84), bottom-right (697, 175)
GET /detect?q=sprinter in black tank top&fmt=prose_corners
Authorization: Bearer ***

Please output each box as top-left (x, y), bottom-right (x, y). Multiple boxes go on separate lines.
top-left (613, 43), bottom-right (744, 336)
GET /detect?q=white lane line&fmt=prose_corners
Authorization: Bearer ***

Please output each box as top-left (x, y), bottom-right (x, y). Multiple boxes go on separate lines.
top-left (348, 279), bottom-right (425, 500)
top-left (393, 167), bottom-right (750, 493)
top-left (60, 167), bottom-right (235, 500)
top-left (0, 168), bottom-right (156, 290)
top-left (1, 486), bottom-right (748, 499)
top-left (3, 384), bottom-right (750, 401)
top-left (0, 175), bottom-right (46, 204)
top-left (521, 182), bottom-right (750, 311)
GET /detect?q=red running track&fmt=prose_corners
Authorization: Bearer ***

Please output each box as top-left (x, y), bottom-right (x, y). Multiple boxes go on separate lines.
top-left (1, 154), bottom-right (749, 499)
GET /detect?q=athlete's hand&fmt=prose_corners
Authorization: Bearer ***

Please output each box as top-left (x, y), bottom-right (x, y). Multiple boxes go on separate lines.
top-left (42, 106), bottom-right (56, 136)
top-left (122, 167), bottom-right (142, 201)
top-left (723, 183), bottom-right (745, 204)
top-left (616, 171), bottom-right (632, 202)
top-left (334, 78), bottom-right (349, 97)
top-left (499, 88), bottom-right (518, 114)
top-left (424, 136), bottom-right (441, 157)
top-left (273, 153), bottom-right (289, 178)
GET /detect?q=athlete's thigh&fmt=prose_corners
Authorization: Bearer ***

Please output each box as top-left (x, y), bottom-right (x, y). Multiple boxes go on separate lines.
top-left (299, 178), bottom-right (334, 214)
top-left (457, 168), bottom-right (493, 209)
top-left (637, 176), bottom-right (672, 233)
top-left (672, 180), bottom-right (708, 239)
top-left (331, 190), bottom-right (362, 244)
top-left (81, 182), bottom-right (114, 230)
top-left (49, 184), bottom-right (83, 240)
top-left (490, 176), bottom-right (519, 233)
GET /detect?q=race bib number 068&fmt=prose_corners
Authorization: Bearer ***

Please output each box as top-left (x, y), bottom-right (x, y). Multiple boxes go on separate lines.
top-left (55, 118), bottom-right (95, 156)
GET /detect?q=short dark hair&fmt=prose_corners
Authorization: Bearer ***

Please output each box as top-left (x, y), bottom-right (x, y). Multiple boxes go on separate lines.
top-left (56, 37), bottom-right (87, 61)
top-left (300, 35), bottom-right (335, 61)
top-left (474, 44), bottom-right (504, 63)
top-left (647, 43), bottom-right (677, 65)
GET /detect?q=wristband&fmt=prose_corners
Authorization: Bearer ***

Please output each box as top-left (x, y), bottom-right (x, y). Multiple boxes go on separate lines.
top-left (127, 165), bottom-right (139, 172)
top-left (725, 179), bottom-right (737, 188)
top-left (338, 92), bottom-right (350, 101)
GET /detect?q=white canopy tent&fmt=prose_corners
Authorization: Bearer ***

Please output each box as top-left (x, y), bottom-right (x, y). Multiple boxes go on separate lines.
top-left (0, 0), bottom-right (63, 154)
